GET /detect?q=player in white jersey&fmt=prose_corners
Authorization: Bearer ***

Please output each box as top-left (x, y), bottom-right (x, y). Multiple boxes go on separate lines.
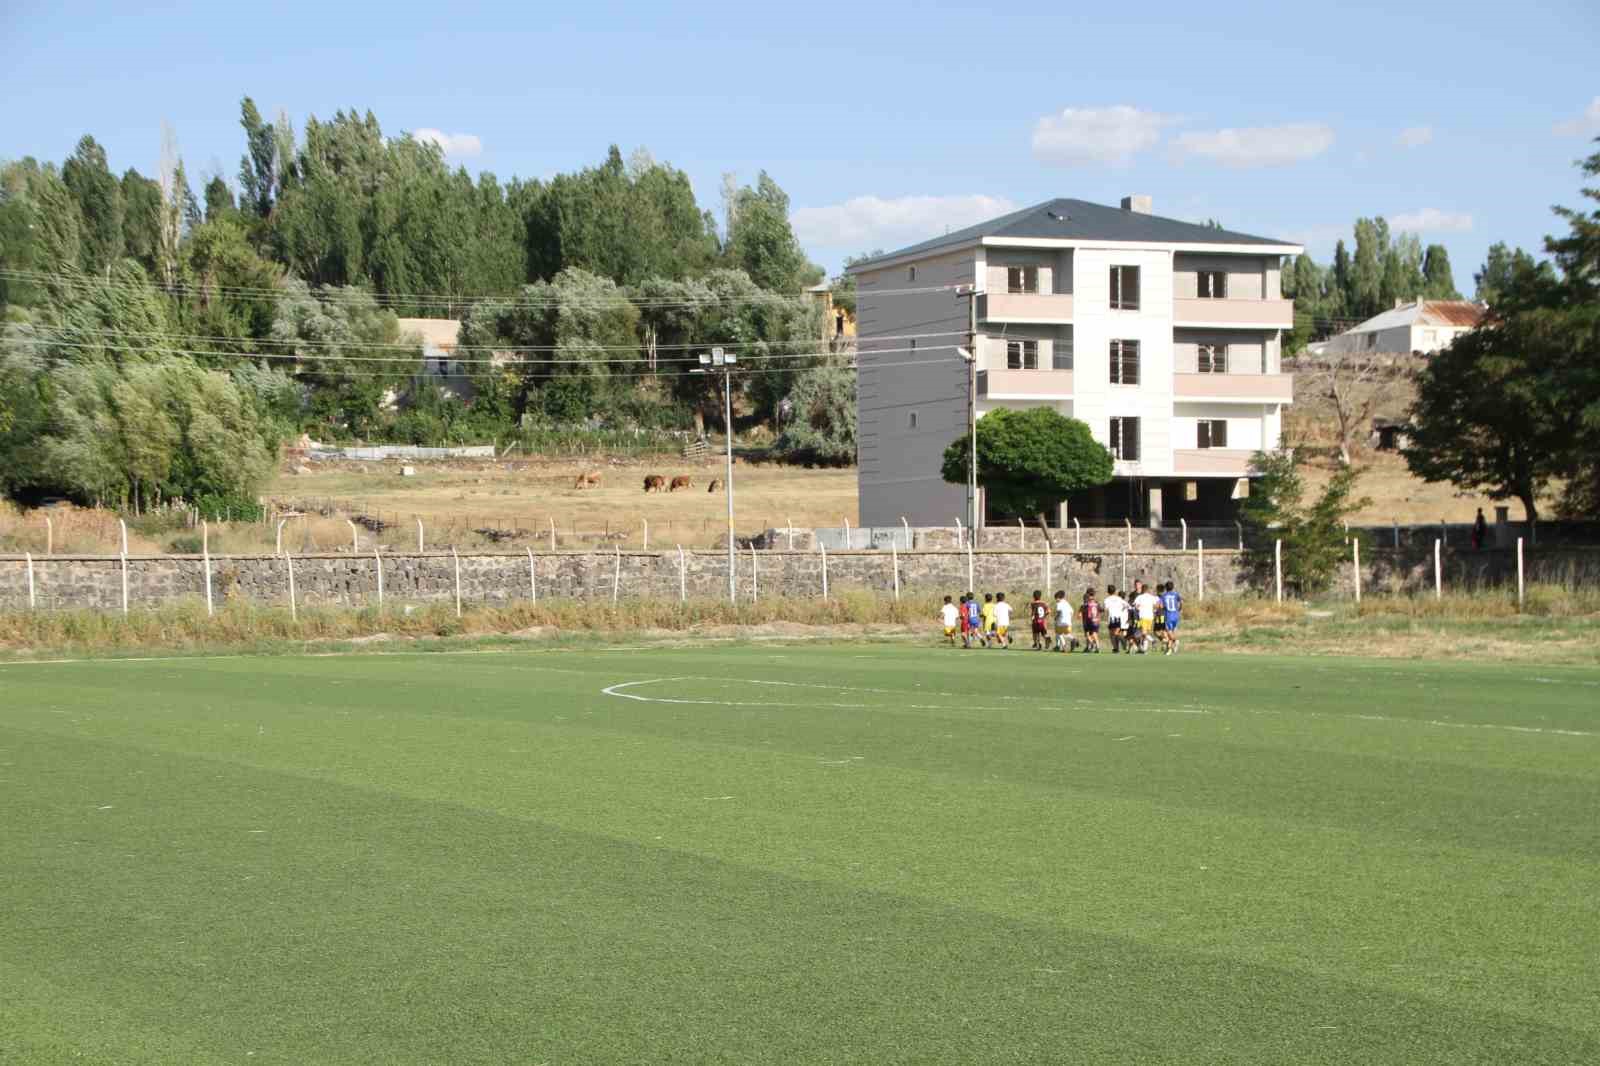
top-left (1052, 590), bottom-right (1076, 652)
top-left (1101, 586), bottom-right (1130, 653)
top-left (1131, 587), bottom-right (1162, 653)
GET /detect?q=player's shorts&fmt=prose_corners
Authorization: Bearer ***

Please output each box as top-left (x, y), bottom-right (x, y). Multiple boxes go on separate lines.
top-left (1032, 620), bottom-right (1048, 634)
top-left (959, 618), bottom-right (971, 633)
top-left (1139, 618), bottom-right (1153, 634)
top-left (1083, 621), bottom-right (1099, 635)
top-left (1165, 616), bottom-right (1180, 632)
top-left (1154, 616), bottom-right (1166, 631)
top-left (943, 626), bottom-right (956, 638)
top-left (995, 625), bottom-right (1008, 639)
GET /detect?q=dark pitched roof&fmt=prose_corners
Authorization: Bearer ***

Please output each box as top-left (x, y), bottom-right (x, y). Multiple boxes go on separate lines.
top-left (847, 198), bottom-right (1295, 271)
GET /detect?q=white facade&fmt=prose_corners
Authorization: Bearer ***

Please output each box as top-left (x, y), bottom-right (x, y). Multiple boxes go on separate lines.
top-left (852, 200), bottom-right (1300, 528)
top-left (1322, 300), bottom-right (1484, 356)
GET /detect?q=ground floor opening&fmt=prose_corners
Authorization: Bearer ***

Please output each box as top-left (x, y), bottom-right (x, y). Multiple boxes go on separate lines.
top-left (984, 476), bottom-right (1250, 529)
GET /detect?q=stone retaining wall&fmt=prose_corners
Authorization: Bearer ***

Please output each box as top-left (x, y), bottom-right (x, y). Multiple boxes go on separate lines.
top-left (1, 544), bottom-right (1592, 612)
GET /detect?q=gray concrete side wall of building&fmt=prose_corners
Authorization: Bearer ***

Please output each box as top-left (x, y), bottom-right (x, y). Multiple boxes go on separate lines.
top-left (3, 544), bottom-right (1593, 612)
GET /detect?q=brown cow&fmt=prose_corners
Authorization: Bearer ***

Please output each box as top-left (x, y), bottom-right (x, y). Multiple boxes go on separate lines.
top-left (574, 471), bottom-right (602, 489)
top-left (706, 477), bottom-right (723, 493)
top-left (643, 474), bottom-right (666, 493)
top-left (669, 475), bottom-right (693, 492)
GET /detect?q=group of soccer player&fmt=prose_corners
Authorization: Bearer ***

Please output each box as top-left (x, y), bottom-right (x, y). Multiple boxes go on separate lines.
top-left (940, 579), bottom-right (1184, 655)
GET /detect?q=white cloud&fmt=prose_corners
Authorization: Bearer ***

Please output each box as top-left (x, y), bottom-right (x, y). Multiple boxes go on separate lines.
top-left (1396, 125), bottom-right (1433, 148)
top-left (790, 194), bottom-right (1018, 251)
top-left (1389, 207), bottom-right (1473, 233)
top-left (412, 128), bottom-right (483, 158)
top-left (1031, 106), bottom-right (1178, 166)
top-left (1170, 123), bottom-right (1335, 168)
top-left (1553, 96), bottom-right (1600, 136)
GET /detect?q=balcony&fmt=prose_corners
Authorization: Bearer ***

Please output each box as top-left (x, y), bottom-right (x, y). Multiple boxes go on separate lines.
top-left (1173, 448), bottom-right (1259, 476)
top-left (1173, 297), bottom-right (1294, 329)
top-left (1174, 372), bottom-right (1294, 403)
top-left (977, 368), bottom-right (1074, 399)
top-left (979, 291), bottom-right (1074, 324)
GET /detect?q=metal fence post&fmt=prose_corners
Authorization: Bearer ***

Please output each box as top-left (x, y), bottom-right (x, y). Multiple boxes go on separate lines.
top-left (1197, 539), bottom-right (1204, 601)
top-left (286, 550), bottom-right (296, 622)
top-left (1018, 516), bottom-right (1025, 549)
top-left (44, 515), bottom-right (52, 555)
top-left (613, 544), bottom-right (621, 604)
top-left (901, 515), bottom-right (911, 550)
top-left (202, 521), bottom-right (213, 617)
top-left (1044, 540), bottom-right (1051, 591)
top-left (277, 518), bottom-right (287, 556)
top-left (787, 517), bottom-right (794, 551)
top-left (843, 516), bottom-right (851, 550)
top-left (891, 542), bottom-right (900, 601)
top-left (25, 552), bottom-right (35, 610)
top-left (820, 541), bottom-right (829, 600)
top-left (1352, 538), bottom-right (1361, 604)
top-left (1516, 536), bottom-right (1525, 611)
top-left (1125, 517), bottom-right (1132, 552)
top-left (1073, 516), bottom-right (1081, 552)
top-left (527, 547), bottom-right (536, 603)
top-left (1274, 539), bottom-right (1283, 603)
top-left (966, 531), bottom-right (975, 593)
top-left (452, 546), bottom-right (462, 618)
top-left (750, 543), bottom-right (758, 602)
top-left (1440, 534), bottom-right (1452, 601)
top-left (375, 547), bottom-right (384, 612)
top-left (119, 519), bottom-right (129, 617)
top-left (347, 519), bottom-right (358, 554)
top-left (1180, 517), bottom-right (1187, 551)
top-left (1235, 521), bottom-right (1243, 550)
top-left (642, 518), bottom-right (649, 550)
top-left (677, 545), bottom-right (686, 603)
top-left (549, 517), bottom-right (556, 553)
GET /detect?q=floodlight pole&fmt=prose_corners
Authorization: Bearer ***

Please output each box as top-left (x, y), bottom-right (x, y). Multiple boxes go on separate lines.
top-left (957, 285), bottom-right (979, 537)
top-left (697, 348), bottom-right (739, 604)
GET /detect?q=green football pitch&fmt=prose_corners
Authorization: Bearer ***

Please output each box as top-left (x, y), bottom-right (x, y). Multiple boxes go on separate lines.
top-left (3, 644), bottom-right (1597, 1064)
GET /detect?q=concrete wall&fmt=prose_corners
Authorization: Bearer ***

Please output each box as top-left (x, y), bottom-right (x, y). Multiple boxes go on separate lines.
top-left (1172, 253), bottom-right (1273, 300)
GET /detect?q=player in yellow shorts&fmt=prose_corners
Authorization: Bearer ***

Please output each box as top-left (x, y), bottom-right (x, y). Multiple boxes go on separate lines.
top-left (979, 593), bottom-right (996, 648)
top-left (940, 596), bottom-right (960, 645)
top-left (1132, 586), bottom-right (1162, 654)
top-left (992, 592), bottom-right (1013, 648)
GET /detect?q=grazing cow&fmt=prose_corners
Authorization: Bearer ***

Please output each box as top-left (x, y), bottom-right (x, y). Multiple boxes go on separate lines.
top-left (707, 477), bottom-right (724, 493)
top-left (643, 474), bottom-right (666, 493)
top-left (669, 475), bottom-right (693, 492)
top-left (575, 471), bottom-right (602, 489)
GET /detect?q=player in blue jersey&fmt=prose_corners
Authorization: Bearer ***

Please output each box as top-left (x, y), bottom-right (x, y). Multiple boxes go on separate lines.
top-left (1160, 581), bottom-right (1183, 655)
top-left (963, 592), bottom-right (983, 648)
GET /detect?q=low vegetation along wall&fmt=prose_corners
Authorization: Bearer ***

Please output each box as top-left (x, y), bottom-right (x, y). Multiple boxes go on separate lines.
top-left (2, 544), bottom-right (1595, 613)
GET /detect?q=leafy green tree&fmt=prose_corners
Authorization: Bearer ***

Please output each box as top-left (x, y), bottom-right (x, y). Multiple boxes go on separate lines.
top-left (1331, 239), bottom-right (1352, 316)
top-left (1240, 448), bottom-right (1370, 596)
top-left (1472, 242), bottom-right (1552, 305)
top-left (120, 169), bottom-right (163, 277)
top-left (772, 364), bottom-right (855, 465)
top-left (203, 176), bottom-right (236, 222)
top-left (724, 172), bottom-right (822, 292)
top-left (1351, 219), bottom-right (1384, 318)
top-left (1421, 244), bottom-right (1459, 299)
top-left (179, 217), bottom-right (283, 346)
top-left (61, 135), bottom-right (124, 273)
top-left (238, 97), bottom-right (281, 218)
top-left (940, 407), bottom-right (1113, 533)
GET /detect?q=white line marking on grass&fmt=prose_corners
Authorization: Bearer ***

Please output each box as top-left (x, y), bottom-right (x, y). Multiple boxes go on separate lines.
top-left (600, 678), bottom-right (797, 708)
top-left (1114, 736), bottom-right (1136, 742)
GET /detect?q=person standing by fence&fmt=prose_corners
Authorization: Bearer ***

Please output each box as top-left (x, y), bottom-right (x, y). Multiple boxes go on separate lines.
top-left (1473, 508), bottom-right (1487, 551)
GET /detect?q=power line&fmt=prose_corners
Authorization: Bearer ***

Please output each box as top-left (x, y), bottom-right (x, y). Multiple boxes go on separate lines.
top-left (0, 267), bottom-right (955, 310)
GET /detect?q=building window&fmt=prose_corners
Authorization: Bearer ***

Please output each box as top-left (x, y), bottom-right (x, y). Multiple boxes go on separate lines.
top-left (1007, 339), bottom-right (1040, 370)
top-left (1198, 343), bottom-right (1228, 373)
top-left (1110, 265), bottom-right (1140, 310)
top-left (1052, 338), bottom-right (1074, 371)
top-left (1007, 265), bottom-right (1039, 294)
top-left (1197, 419), bottom-right (1228, 449)
top-left (908, 266), bottom-right (916, 282)
top-left (1109, 417), bottom-right (1141, 461)
top-left (1198, 270), bottom-right (1227, 298)
top-left (908, 411), bottom-right (918, 430)
top-left (1109, 339), bottom-right (1139, 385)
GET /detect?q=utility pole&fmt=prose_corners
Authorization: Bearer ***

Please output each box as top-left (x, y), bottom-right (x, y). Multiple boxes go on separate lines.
top-left (956, 285), bottom-right (979, 541)
top-left (695, 347), bottom-right (739, 603)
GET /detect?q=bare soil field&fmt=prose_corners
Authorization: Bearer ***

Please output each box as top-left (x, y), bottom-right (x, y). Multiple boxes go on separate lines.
top-left (267, 455), bottom-right (861, 550)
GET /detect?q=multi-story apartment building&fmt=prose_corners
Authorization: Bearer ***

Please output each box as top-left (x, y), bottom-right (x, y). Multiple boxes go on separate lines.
top-left (849, 196), bottom-right (1301, 529)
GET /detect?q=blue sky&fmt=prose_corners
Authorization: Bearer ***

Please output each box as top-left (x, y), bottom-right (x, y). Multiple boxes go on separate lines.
top-left (3, 0), bottom-right (1597, 290)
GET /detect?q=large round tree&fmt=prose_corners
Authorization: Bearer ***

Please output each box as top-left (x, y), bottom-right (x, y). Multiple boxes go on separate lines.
top-left (940, 406), bottom-right (1113, 537)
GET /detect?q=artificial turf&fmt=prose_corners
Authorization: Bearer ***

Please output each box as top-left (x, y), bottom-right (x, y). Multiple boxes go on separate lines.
top-left (2, 644), bottom-right (1596, 1064)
